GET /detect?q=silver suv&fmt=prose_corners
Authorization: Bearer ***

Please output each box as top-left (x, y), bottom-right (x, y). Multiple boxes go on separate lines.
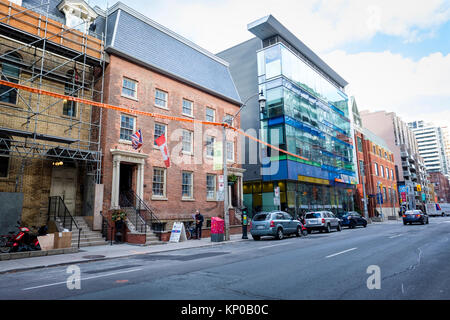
top-left (304, 211), bottom-right (342, 233)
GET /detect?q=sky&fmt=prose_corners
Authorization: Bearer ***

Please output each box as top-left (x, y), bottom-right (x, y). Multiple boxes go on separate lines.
top-left (90, 0), bottom-right (450, 130)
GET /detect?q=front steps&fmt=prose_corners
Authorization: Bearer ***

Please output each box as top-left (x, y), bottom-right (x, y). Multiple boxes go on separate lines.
top-left (122, 207), bottom-right (163, 246)
top-left (55, 216), bottom-right (108, 248)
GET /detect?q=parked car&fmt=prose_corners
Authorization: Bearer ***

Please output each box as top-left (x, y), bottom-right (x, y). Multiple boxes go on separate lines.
top-left (304, 211), bottom-right (341, 233)
top-left (250, 211), bottom-right (305, 240)
top-left (337, 211), bottom-right (368, 229)
top-left (403, 210), bottom-right (429, 225)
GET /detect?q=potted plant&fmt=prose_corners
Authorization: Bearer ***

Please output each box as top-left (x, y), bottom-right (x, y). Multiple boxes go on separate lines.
top-left (228, 174), bottom-right (238, 186)
top-left (112, 210), bottom-right (127, 242)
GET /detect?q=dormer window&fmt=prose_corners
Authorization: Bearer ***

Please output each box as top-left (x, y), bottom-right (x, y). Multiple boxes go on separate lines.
top-left (58, 0), bottom-right (98, 34)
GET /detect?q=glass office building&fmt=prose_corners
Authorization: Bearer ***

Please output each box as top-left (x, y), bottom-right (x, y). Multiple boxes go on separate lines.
top-left (219, 16), bottom-right (357, 217)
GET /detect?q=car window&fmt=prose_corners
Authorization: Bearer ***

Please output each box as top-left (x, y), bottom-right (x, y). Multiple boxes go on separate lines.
top-left (282, 213), bottom-right (292, 220)
top-left (329, 213), bottom-right (336, 218)
top-left (253, 213), bottom-right (269, 221)
top-left (305, 213), bottom-right (321, 219)
top-left (276, 213), bottom-right (284, 220)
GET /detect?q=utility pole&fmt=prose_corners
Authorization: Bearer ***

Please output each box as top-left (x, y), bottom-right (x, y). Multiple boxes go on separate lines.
top-left (361, 163), bottom-right (369, 220)
top-left (222, 120), bottom-right (230, 241)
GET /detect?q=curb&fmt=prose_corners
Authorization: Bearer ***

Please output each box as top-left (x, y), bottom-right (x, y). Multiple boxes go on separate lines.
top-left (0, 238), bottom-right (249, 275)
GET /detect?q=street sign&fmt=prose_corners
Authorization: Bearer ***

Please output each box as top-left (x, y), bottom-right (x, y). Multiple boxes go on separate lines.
top-left (213, 141), bottom-right (223, 171)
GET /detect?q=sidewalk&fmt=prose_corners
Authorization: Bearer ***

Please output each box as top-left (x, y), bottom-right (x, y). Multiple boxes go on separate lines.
top-left (0, 234), bottom-right (248, 274)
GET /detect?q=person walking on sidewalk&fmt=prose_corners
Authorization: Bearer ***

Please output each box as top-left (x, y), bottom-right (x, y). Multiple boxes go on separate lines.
top-left (195, 210), bottom-right (204, 240)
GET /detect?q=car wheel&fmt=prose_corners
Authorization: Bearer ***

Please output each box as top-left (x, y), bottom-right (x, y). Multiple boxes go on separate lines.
top-left (252, 235), bottom-right (260, 241)
top-left (295, 226), bottom-right (302, 237)
top-left (325, 224), bottom-right (331, 233)
top-left (363, 223), bottom-right (367, 228)
top-left (349, 221), bottom-right (356, 229)
top-left (302, 229), bottom-right (308, 237)
top-left (426, 218), bottom-right (429, 225)
top-left (307, 229), bottom-right (311, 234)
top-left (403, 221), bottom-right (407, 225)
top-left (276, 228), bottom-right (284, 240)
top-left (337, 224), bottom-right (342, 232)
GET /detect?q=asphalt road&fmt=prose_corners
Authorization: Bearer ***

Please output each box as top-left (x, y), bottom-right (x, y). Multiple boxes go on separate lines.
top-left (1, 217), bottom-right (450, 300)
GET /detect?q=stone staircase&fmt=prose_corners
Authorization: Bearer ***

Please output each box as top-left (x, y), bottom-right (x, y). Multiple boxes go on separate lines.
top-left (122, 207), bottom-right (162, 246)
top-left (56, 216), bottom-right (108, 248)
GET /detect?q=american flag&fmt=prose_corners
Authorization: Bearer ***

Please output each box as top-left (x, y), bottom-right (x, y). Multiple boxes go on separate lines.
top-left (131, 129), bottom-right (143, 150)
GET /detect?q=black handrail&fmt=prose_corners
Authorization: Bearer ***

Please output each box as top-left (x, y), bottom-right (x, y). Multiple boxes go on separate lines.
top-left (120, 190), bottom-right (164, 240)
top-left (47, 196), bottom-right (82, 248)
top-left (100, 211), bottom-right (114, 245)
top-left (119, 192), bottom-right (148, 234)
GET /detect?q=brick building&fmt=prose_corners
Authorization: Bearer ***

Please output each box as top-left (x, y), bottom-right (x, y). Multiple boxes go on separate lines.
top-left (98, 2), bottom-right (242, 241)
top-left (430, 172), bottom-right (450, 203)
top-left (352, 98), bottom-right (399, 219)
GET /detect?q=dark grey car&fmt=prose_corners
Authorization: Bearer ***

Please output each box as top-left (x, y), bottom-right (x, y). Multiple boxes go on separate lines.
top-left (250, 211), bottom-right (304, 241)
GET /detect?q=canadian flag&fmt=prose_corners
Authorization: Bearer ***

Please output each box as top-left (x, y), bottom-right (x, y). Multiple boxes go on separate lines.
top-left (155, 134), bottom-right (170, 168)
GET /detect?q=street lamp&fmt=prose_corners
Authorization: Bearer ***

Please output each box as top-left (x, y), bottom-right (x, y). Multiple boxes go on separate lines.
top-left (222, 90), bottom-right (266, 241)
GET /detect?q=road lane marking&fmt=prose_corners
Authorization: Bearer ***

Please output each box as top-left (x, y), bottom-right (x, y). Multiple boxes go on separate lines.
top-left (22, 268), bottom-right (143, 291)
top-left (389, 234), bottom-right (403, 239)
top-left (260, 242), bottom-right (292, 249)
top-left (325, 248), bottom-right (357, 259)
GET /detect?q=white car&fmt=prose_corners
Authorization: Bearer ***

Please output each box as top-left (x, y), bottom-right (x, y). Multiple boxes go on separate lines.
top-left (304, 211), bottom-right (342, 233)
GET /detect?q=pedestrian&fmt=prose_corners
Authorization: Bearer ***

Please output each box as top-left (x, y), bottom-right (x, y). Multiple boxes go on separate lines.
top-left (195, 210), bottom-right (204, 240)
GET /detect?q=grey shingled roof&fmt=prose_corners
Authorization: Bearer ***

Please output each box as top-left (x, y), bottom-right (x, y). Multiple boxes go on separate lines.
top-left (105, 2), bottom-right (241, 105)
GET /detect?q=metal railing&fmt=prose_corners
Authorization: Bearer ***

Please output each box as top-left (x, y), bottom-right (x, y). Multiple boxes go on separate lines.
top-left (100, 211), bottom-right (114, 246)
top-left (119, 191), bottom-right (148, 234)
top-left (47, 196), bottom-right (82, 248)
top-left (120, 190), bottom-right (164, 240)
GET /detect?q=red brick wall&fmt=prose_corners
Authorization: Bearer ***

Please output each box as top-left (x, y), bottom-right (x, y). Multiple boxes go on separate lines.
top-left (355, 130), bottom-right (399, 217)
top-left (101, 54), bottom-right (241, 227)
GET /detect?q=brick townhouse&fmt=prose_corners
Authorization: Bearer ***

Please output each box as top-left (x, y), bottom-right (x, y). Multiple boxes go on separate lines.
top-left (98, 2), bottom-right (243, 242)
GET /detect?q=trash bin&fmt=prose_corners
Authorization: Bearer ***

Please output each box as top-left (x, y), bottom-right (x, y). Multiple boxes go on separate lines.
top-left (211, 217), bottom-right (224, 242)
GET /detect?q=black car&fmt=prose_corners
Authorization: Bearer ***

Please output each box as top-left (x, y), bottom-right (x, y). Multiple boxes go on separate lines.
top-left (337, 211), bottom-right (368, 229)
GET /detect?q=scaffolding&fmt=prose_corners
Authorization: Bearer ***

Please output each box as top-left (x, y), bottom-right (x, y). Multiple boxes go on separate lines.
top-left (0, 0), bottom-right (106, 194)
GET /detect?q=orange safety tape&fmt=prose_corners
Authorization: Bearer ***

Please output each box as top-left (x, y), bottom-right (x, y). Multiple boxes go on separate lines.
top-left (0, 79), bottom-right (309, 161)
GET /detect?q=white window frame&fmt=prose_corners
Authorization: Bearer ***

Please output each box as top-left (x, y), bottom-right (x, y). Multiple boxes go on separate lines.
top-left (226, 140), bottom-right (234, 162)
top-left (182, 99), bottom-right (193, 117)
top-left (206, 174), bottom-right (216, 201)
top-left (119, 114), bottom-right (136, 142)
top-left (374, 163), bottom-right (379, 176)
top-left (155, 89), bottom-right (168, 109)
top-left (182, 129), bottom-right (193, 154)
top-left (152, 167), bottom-right (167, 199)
top-left (121, 77), bottom-right (138, 100)
top-left (206, 135), bottom-right (215, 158)
top-left (182, 171), bottom-right (194, 200)
top-left (206, 107), bottom-right (215, 122)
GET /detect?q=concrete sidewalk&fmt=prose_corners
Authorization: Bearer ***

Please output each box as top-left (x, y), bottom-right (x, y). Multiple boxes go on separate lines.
top-left (0, 234), bottom-right (249, 274)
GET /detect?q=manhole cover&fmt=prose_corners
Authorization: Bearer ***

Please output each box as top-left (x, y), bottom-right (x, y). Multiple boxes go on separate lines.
top-left (82, 255), bottom-right (106, 259)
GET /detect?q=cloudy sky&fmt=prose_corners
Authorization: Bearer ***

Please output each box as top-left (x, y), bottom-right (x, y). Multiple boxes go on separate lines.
top-left (90, 0), bottom-right (450, 129)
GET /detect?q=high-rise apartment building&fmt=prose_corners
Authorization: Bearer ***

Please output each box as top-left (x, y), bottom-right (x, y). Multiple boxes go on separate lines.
top-left (408, 121), bottom-right (449, 176)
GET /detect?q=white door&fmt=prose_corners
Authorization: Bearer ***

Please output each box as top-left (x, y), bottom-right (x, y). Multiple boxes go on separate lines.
top-left (50, 167), bottom-right (77, 215)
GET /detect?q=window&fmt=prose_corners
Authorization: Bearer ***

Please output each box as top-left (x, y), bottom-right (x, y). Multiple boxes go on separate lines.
top-left (155, 89), bottom-right (168, 108)
top-left (122, 78), bottom-right (137, 99)
top-left (0, 52), bottom-right (21, 105)
top-left (63, 70), bottom-right (78, 117)
top-left (152, 168), bottom-right (166, 197)
top-left (182, 99), bottom-right (193, 116)
top-left (226, 141), bottom-right (234, 161)
top-left (120, 114), bottom-right (135, 141)
top-left (359, 160), bottom-right (365, 175)
top-left (224, 114), bottom-right (233, 125)
top-left (206, 136), bottom-right (215, 157)
top-left (384, 152), bottom-right (387, 159)
top-left (373, 145), bottom-right (376, 154)
top-left (357, 137), bottom-right (363, 152)
top-left (182, 130), bottom-right (193, 154)
top-left (383, 187), bottom-right (387, 202)
top-left (206, 107), bottom-right (215, 122)
top-left (0, 135), bottom-right (10, 178)
top-left (182, 171), bottom-right (193, 199)
top-left (386, 167), bottom-right (389, 179)
top-left (391, 169), bottom-right (394, 180)
top-left (380, 165), bottom-right (384, 177)
top-left (206, 174), bottom-right (216, 200)
top-left (374, 163), bottom-right (379, 176)
top-left (154, 123), bottom-right (167, 146)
